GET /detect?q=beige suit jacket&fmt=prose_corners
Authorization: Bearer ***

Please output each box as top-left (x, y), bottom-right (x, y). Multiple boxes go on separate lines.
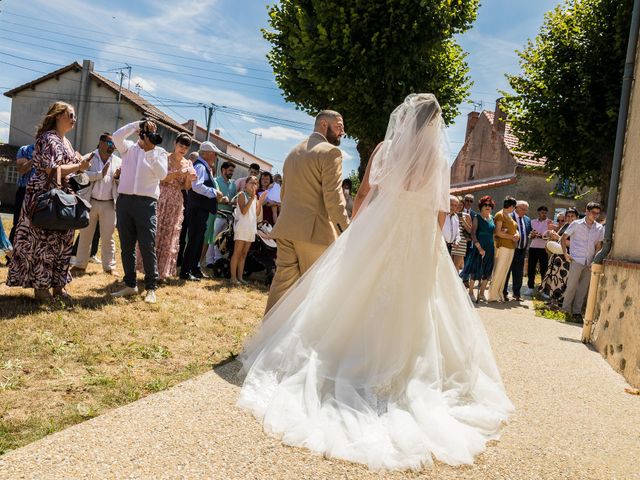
top-left (270, 133), bottom-right (350, 245)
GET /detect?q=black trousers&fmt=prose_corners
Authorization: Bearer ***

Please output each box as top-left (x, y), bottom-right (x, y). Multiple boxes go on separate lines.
top-left (180, 207), bottom-right (209, 277)
top-left (9, 186), bottom-right (26, 245)
top-left (176, 190), bottom-right (188, 267)
top-left (117, 194), bottom-right (158, 290)
top-left (527, 247), bottom-right (548, 289)
top-left (504, 248), bottom-right (527, 298)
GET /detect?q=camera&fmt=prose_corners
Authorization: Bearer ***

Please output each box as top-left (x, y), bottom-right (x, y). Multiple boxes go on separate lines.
top-left (139, 119), bottom-right (163, 145)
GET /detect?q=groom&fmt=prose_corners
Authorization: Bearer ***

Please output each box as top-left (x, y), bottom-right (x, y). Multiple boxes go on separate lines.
top-left (265, 110), bottom-right (350, 313)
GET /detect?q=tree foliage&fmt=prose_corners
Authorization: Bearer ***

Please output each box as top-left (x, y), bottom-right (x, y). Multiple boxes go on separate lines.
top-left (263, 0), bottom-right (479, 176)
top-left (503, 0), bottom-right (634, 203)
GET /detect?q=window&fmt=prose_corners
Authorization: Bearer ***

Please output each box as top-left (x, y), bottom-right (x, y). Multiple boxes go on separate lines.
top-left (468, 164), bottom-right (475, 180)
top-left (4, 165), bottom-right (18, 184)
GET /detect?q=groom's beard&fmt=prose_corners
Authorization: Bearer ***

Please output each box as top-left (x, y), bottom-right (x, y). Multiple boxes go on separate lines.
top-left (326, 126), bottom-right (342, 146)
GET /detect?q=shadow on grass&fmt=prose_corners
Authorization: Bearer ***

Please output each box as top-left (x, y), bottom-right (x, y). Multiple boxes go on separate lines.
top-left (212, 354), bottom-right (244, 387)
top-left (0, 291), bottom-right (118, 320)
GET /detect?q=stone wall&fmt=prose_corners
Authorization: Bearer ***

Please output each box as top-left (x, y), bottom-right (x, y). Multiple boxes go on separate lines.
top-left (591, 262), bottom-right (640, 387)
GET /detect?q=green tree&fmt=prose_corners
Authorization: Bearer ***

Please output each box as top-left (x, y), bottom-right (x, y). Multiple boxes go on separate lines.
top-left (263, 0), bottom-right (479, 177)
top-left (503, 0), bottom-right (634, 204)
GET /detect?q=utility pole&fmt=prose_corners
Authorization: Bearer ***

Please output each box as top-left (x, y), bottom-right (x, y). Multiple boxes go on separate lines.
top-left (248, 130), bottom-right (262, 154)
top-left (112, 66), bottom-right (131, 131)
top-left (204, 103), bottom-right (215, 141)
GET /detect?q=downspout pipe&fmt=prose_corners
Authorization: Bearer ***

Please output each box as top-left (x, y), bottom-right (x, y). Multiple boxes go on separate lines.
top-left (583, 0), bottom-right (640, 342)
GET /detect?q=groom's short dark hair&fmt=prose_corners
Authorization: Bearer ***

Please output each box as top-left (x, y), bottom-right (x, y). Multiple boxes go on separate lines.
top-left (315, 110), bottom-right (342, 127)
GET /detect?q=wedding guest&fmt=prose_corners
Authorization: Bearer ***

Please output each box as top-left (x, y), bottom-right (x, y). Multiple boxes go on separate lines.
top-left (258, 171), bottom-right (277, 226)
top-left (7, 101), bottom-right (91, 301)
top-left (460, 193), bottom-right (476, 286)
top-left (180, 141), bottom-right (222, 281)
top-left (503, 200), bottom-right (531, 301)
top-left (273, 173), bottom-right (282, 186)
top-left (442, 195), bottom-right (461, 256)
top-left (527, 205), bottom-right (553, 292)
top-left (137, 133), bottom-right (195, 281)
top-left (342, 179), bottom-right (354, 219)
top-left (203, 161), bottom-right (236, 267)
top-left (552, 212), bottom-right (566, 233)
top-left (561, 202), bottom-right (605, 322)
top-left (111, 119), bottom-right (168, 304)
top-left (230, 175), bottom-right (268, 284)
top-left (71, 133), bottom-right (121, 274)
top-left (487, 196), bottom-right (519, 302)
top-left (235, 162), bottom-right (260, 192)
top-left (542, 208), bottom-right (577, 305)
top-left (0, 211), bottom-right (12, 260)
top-left (452, 195), bottom-right (471, 271)
top-left (9, 144), bottom-right (35, 245)
top-left (467, 196), bottom-right (496, 302)
top-left (176, 151), bottom-right (199, 267)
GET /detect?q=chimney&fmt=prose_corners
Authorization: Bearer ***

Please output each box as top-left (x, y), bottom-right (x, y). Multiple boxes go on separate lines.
top-left (465, 111), bottom-right (480, 141)
top-left (494, 97), bottom-right (507, 136)
top-left (214, 128), bottom-right (221, 136)
top-left (184, 119), bottom-right (197, 137)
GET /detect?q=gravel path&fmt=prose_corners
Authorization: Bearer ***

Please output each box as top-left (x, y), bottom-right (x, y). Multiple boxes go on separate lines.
top-left (1, 301), bottom-right (639, 479)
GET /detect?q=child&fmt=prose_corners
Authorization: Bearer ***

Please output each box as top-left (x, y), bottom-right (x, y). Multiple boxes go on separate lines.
top-left (230, 175), bottom-right (268, 284)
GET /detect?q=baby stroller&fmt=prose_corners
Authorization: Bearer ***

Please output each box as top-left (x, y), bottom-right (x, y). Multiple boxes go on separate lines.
top-left (212, 210), bottom-right (277, 285)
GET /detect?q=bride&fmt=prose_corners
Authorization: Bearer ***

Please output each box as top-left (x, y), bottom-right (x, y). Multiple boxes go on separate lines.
top-left (237, 94), bottom-right (513, 471)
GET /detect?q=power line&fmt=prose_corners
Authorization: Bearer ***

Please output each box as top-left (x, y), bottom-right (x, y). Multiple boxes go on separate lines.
top-left (0, 44), bottom-right (279, 91)
top-left (0, 16), bottom-right (273, 73)
top-left (0, 28), bottom-right (275, 83)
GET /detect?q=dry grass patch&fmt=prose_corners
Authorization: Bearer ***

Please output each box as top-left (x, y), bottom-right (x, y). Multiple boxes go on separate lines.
top-left (0, 217), bottom-right (267, 454)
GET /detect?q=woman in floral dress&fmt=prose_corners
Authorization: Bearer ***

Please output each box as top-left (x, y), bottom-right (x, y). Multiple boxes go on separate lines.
top-left (137, 133), bottom-right (196, 280)
top-left (7, 101), bottom-right (90, 301)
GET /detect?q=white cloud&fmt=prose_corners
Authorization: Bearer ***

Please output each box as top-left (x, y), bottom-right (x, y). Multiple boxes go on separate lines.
top-left (241, 115), bottom-right (257, 124)
top-left (131, 76), bottom-right (157, 93)
top-left (250, 126), bottom-right (306, 141)
top-left (340, 149), bottom-right (353, 161)
top-left (231, 65), bottom-right (249, 76)
top-left (0, 111), bottom-right (10, 142)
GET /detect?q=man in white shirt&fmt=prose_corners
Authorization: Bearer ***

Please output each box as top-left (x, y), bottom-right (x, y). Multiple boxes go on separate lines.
top-left (442, 195), bottom-right (461, 256)
top-left (72, 133), bottom-right (121, 273)
top-left (111, 119), bottom-right (168, 303)
top-left (561, 202), bottom-right (605, 320)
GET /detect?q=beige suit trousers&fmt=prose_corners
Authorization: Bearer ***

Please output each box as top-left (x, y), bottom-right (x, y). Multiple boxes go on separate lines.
top-left (265, 239), bottom-right (328, 314)
top-left (75, 199), bottom-right (117, 271)
top-left (488, 246), bottom-right (515, 302)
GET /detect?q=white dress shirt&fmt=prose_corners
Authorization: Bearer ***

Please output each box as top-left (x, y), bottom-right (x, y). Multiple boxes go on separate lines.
top-left (564, 218), bottom-right (605, 265)
top-left (113, 122), bottom-right (168, 199)
top-left (442, 213), bottom-right (461, 244)
top-left (86, 150), bottom-right (122, 201)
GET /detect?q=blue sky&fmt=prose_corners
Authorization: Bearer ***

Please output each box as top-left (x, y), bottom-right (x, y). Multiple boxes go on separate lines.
top-left (0, 0), bottom-right (559, 173)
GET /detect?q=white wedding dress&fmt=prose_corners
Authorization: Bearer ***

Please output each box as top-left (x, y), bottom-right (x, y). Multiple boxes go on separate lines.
top-left (237, 94), bottom-right (514, 471)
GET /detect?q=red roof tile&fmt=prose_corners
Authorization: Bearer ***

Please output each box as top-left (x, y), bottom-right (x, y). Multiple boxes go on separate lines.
top-left (482, 111), bottom-right (547, 168)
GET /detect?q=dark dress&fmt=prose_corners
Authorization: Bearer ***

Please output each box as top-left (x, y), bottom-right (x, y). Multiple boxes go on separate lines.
top-left (7, 131), bottom-right (77, 289)
top-left (467, 215), bottom-right (495, 281)
top-left (541, 223), bottom-right (571, 303)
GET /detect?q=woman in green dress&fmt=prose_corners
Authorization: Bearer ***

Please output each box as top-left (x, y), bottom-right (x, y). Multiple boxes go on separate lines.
top-left (467, 196), bottom-right (496, 302)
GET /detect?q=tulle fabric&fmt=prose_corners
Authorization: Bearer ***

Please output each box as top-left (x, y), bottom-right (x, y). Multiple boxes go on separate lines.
top-left (237, 94), bottom-right (514, 471)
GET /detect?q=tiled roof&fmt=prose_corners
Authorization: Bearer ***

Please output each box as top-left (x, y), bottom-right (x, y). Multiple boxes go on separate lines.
top-left (0, 143), bottom-right (19, 163)
top-left (450, 175), bottom-right (518, 195)
top-left (483, 111), bottom-right (547, 168)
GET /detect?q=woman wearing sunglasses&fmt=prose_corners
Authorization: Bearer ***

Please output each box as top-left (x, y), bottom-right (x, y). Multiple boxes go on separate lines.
top-left (7, 101), bottom-right (91, 301)
top-left (137, 133), bottom-right (196, 281)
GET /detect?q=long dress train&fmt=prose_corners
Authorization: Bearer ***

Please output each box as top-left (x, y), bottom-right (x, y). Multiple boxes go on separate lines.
top-left (237, 94), bottom-right (513, 471)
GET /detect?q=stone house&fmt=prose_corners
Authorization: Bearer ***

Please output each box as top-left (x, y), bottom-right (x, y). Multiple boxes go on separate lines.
top-left (450, 100), bottom-right (599, 216)
top-left (0, 59), bottom-right (271, 207)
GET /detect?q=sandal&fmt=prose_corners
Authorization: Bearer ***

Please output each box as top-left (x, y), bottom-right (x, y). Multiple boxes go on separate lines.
top-left (52, 288), bottom-right (72, 301)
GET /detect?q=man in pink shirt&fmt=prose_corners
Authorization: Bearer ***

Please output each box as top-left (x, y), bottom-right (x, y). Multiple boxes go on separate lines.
top-left (235, 163), bottom-right (261, 192)
top-left (527, 205), bottom-right (553, 291)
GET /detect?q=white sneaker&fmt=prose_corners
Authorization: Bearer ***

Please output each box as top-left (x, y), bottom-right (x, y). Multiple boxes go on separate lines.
top-left (144, 290), bottom-right (156, 304)
top-left (90, 255), bottom-right (101, 264)
top-left (111, 286), bottom-right (139, 297)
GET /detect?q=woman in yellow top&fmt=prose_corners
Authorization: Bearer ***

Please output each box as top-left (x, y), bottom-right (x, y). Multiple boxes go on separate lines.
top-left (487, 196), bottom-right (520, 302)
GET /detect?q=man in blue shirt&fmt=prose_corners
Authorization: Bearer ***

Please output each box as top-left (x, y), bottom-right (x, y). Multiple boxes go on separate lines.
top-left (204, 160), bottom-right (236, 267)
top-left (10, 144), bottom-right (35, 245)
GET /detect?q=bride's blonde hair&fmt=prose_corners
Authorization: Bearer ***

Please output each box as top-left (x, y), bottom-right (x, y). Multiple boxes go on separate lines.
top-left (36, 101), bottom-right (74, 137)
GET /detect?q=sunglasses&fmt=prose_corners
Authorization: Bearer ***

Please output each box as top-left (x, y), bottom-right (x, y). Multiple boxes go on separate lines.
top-left (67, 111), bottom-right (77, 121)
top-left (104, 140), bottom-right (115, 147)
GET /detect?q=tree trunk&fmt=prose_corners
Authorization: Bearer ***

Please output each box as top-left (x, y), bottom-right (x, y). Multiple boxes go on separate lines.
top-left (356, 139), bottom-right (377, 180)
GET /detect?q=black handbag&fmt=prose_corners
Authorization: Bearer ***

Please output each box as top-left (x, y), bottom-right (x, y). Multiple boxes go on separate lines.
top-left (32, 167), bottom-right (91, 231)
